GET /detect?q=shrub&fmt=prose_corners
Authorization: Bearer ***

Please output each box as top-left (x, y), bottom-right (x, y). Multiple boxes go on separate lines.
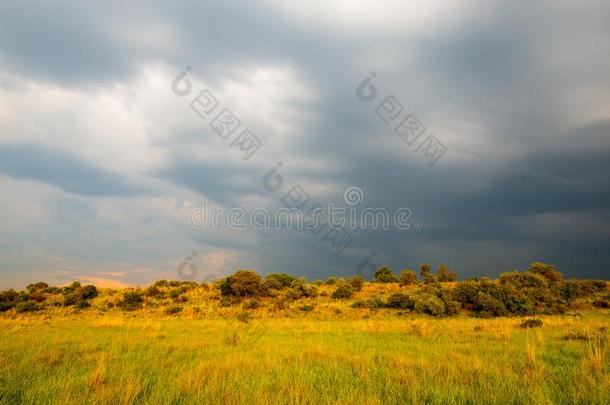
top-left (528, 262), bottom-right (562, 282)
top-left (153, 280), bottom-right (169, 287)
top-left (265, 273), bottom-right (296, 290)
top-left (386, 293), bottom-right (415, 309)
top-left (290, 278), bottom-right (318, 298)
top-left (165, 306), bottom-right (183, 315)
top-left (325, 277), bottom-right (337, 285)
top-left (63, 292), bottom-right (79, 306)
top-left (331, 285), bottom-right (354, 299)
top-left (145, 286), bottom-right (164, 298)
top-left (437, 265), bottom-right (457, 282)
top-left (75, 300), bottom-right (90, 309)
top-left (399, 270), bottom-right (418, 286)
top-left (374, 267), bottom-right (398, 283)
top-left (219, 277), bottom-right (233, 297)
top-left (413, 294), bottom-right (446, 316)
top-left (351, 298), bottom-right (384, 309)
top-left (520, 318), bottom-right (543, 328)
top-left (420, 264), bottom-right (433, 284)
top-left (474, 292), bottom-right (508, 317)
top-left (348, 276), bottom-right (365, 292)
top-left (28, 292), bottom-right (47, 303)
top-left (120, 291), bottom-right (144, 310)
top-left (299, 305), bottom-right (314, 312)
top-left (14, 301), bottom-right (40, 313)
top-left (169, 289), bottom-right (183, 299)
top-left (0, 289), bottom-right (19, 312)
top-left (229, 270), bottom-right (264, 297)
top-left (244, 300), bottom-right (261, 310)
top-left (80, 285), bottom-right (98, 300)
top-left (219, 296), bottom-right (232, 307)
top-left (26, 282), bottom-right (49, 292)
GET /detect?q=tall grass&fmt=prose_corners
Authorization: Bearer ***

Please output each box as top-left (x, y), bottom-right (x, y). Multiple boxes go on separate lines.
top-left (0, 312), bottom-right (608, 404)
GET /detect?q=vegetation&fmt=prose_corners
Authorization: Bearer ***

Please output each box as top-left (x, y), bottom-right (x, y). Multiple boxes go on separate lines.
top-left (0, 261), bottom-right (608, 404)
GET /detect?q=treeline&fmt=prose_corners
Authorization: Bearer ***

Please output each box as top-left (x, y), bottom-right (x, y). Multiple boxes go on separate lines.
top-left (1, 262), bottom-right (608, 317)
top-left (214, 262), bottom-right (609, 317)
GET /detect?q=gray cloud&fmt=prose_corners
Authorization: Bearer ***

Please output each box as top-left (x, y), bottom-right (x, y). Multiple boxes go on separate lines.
top-left (1, 0), bottom-right (609, 288)
top-left (0, 143), bottom-right (145, 196)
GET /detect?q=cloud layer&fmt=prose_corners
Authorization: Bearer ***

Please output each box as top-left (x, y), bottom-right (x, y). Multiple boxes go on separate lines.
top-left (1, 0), bottom-right (609, 288)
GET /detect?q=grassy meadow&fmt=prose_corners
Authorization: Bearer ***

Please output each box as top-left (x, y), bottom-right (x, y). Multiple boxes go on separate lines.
top-left (1, 276), bottom-right (609, 405)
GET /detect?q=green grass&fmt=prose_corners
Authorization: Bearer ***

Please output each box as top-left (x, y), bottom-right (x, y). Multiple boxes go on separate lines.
top-left (1, 312), bottom-right (608, 404)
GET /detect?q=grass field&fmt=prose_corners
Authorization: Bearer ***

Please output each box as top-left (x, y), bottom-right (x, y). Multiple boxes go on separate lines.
top-left (1, 310), bottom-right (608, 404)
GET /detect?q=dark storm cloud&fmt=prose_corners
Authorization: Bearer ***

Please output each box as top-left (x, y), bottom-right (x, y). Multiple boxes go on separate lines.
top-left (1, 0), bottom-right (609, 287)
top-left (0, 143), bottom-right (145, 196)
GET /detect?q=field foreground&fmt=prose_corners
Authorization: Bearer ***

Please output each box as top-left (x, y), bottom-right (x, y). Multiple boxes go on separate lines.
top-left (1, 312), bottom-right (608, 404)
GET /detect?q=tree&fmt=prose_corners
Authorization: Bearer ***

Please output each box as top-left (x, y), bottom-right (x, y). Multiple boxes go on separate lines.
top-left (348, 276), bottom-right (365, 291)
top-left (229, 270), bottom-right (263, 297)
top-left (420, 264), bottom-right (436, 284)
top-left (331, 284), bottom-right (354, 299)
top-left (265, 273), bottom-right (296, 290)
top-left (374, 267), bottom-right (398, 283)
top-left (528, 262), bottom-right (562, 282)
top-left (436, 265), bottom-right (457, 282)
top-left (399, 270), bottom-right (418, 286)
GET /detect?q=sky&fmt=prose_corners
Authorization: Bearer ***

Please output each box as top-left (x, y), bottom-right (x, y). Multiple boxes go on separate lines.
top-left (1, 1), bottom-right (609, 288)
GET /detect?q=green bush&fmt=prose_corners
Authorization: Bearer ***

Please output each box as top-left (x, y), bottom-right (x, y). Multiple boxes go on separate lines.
top-left (63, 292), bottom-right (79, 306)
top-left (26, 282), bottom-right (49, 293)
top-left (325, 277), bottom-right (337, 285)
top-left (165, 306), bottom-right (183, 315)
top-left (474, 292), bottom-right (508, 317)
top-left (374, 267), bottom-right (398, 283)
top-left (75, 300), bottom-right (90, 309)
top-left (80, 285), bottom-right (98, 300)
top-left (221, 271), bottom-right (264, 297)
top-left (120, 291), bottom-right (144, 310)
top-left (289, 278), bottom-right (318, 298)
top-left (265, 273), bottom-right (296, 290)
top-left (15, 301), bottom-right (40, 313)
top-left (331, 285), bottom-right (354, 299)
top-left (299, 305), bottom-right (314, 312)
top-left (244, 300), bottom-right (261, 310)
top-left (399, 270), bottom-right (418, 286)
top-left (420, 264), bottom-right (435, 284)
top-left (28, 292), bottom-right (46, 303)
top-left (437, 265), bottom-right (457, 282)
top-left (528, 262), bottom-right (562, 282)
top-left (386, 293), bottom-right (415, 309)
top-left (413, 294), bottom-right (446, 316)
top-left (351, 298), bottom-right (384, 309)
top-left (348, 276), bottom-right (365, 291)
top-left (0, 289), bottom-right (19, 312)
top-left (145, 286), bottom-right (164, 298)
